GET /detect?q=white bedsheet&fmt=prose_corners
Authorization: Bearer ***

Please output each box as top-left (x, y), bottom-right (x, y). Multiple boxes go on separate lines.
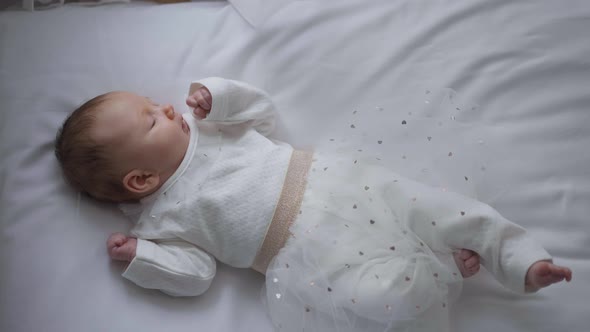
top-left (1, 1), bottom-right (589, 331)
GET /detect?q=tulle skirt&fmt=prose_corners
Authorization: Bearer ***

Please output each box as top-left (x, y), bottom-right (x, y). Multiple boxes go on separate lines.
top-left (263, 152), bottom-right (463, 332)
top-left (263, 88), bottom-right (494, 331)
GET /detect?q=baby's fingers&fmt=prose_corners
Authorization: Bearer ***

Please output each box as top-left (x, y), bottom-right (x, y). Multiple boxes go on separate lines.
top-left (197, 96), bottom-right (211, 111)
top-left (107, 233), bottom-right (127, 249)
top-left (186, 95), bottom-right (198, 108)
top-left (186, 88), bottom-right (211, 109)
top-left (197, 88), bottom-right (212, 110)
top-left (193, 106), bottom-right (208, 119)
top-left (109, 246), bottom-right (128, 261)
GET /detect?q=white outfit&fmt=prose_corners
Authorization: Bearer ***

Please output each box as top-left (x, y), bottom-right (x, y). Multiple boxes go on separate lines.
top-left (119, 78), bottom-right (551, 331)
top-left (120, 77), bottom-right (293, 296)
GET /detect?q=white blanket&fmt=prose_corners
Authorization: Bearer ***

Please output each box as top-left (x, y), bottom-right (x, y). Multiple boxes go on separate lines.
top-left (1, 1), bottom-right (588, 331)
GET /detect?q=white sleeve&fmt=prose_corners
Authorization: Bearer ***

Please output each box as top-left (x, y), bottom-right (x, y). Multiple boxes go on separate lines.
top-left (188, 77), bottom-right (276, 136)
top-left (122, 239), bottom-right (216, 297)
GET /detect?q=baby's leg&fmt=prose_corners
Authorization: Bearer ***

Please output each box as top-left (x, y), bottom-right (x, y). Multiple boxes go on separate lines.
top-left (525, 260), bottom-right (572, 292)
top-left (384, 176), bottom-right (555, 294)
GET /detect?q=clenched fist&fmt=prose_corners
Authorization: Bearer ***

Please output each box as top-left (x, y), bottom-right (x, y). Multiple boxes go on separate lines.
top-left (186, 86), bottom-right (212, 119)
top-left (107, 233), bottom-right (137, 262)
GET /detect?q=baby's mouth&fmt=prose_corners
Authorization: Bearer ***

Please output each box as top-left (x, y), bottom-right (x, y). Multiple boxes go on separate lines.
top-left (182, 118), bottom-right (190, 134)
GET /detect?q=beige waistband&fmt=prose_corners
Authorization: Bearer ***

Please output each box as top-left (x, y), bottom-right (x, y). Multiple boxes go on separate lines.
top-left (251, 150), bottom-right (314, 275)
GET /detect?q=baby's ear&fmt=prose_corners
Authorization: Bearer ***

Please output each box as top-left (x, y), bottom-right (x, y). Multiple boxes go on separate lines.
top-left (123, 169), bottom-right (160, 195)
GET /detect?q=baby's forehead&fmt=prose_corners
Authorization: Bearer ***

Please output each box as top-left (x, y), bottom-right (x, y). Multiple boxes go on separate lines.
top-left (90, 92), bottom-right (145, 141)
top-left (98, 91), bottom-right (148, 113)
top-left (106, 91), bottom-right (143, 103)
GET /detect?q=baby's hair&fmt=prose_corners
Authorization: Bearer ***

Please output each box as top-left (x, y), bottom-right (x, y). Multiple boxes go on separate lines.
top-left (54, 93), bottom-right (135, 203)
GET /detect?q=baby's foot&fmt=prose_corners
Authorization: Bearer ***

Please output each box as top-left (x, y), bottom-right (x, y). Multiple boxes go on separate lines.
top-left (453, 249), bottom-right (480, 278)
top-left (525, 260), bottom-right (572, 292)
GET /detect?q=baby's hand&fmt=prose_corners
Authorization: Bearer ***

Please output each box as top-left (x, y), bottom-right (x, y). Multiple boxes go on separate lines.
top-left (186, 86), bottom-right (212, 119)
top-left (107, 233), bottom-right (137, 262)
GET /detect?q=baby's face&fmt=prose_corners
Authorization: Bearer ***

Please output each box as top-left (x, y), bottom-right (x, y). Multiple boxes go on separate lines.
top-left (92, 92), bottom-right (190, 182)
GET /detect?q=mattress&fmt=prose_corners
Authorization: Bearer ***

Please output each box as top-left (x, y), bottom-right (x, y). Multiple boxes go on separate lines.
top-left (1, 0), bottom-right (588, 331)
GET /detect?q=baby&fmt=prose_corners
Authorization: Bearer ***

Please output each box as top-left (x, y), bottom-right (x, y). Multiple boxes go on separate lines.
top-left (55, 77), bottom-right (572, 331)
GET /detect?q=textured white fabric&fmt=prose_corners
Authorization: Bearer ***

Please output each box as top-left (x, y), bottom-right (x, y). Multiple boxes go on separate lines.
top-left (264, 152), bottom-right (551, 332)
top-left (227, 0), bottom-right (294, 27)
top-left (122, 239), bottom-right (217, 297)
top-left (121, 78), bottom-right (292, 296)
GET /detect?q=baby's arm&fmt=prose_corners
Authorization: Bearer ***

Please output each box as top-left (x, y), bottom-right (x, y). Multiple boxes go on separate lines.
top-left (186, 77), bottom-right (277, 136)
top-left (106, 233), bottom-right (216, 297)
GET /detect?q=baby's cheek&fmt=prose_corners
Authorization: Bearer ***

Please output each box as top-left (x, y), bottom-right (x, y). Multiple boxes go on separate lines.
top-left (157, 135), bottom-right (185, 160)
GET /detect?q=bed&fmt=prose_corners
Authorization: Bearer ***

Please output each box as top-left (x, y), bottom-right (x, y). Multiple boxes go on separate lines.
top-left (1, 0), bottom-right (588, 331)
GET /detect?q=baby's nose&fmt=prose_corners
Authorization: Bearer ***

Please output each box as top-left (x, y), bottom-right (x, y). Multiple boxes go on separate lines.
top-left (163, 104), bottom-right (175, 119)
